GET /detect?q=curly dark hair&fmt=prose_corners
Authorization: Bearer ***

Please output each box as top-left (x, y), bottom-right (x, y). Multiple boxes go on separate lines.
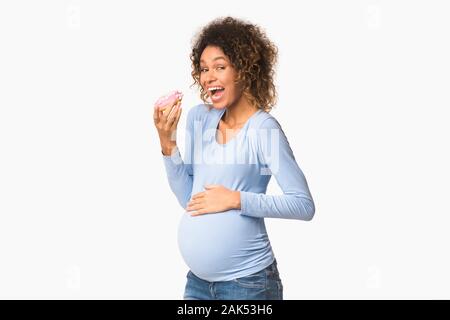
top-left (189, 16), bottom-right (278, 113)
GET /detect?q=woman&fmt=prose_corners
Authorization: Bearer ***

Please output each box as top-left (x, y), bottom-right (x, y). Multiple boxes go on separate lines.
top-left (153, 16), bottom-right (315, 300)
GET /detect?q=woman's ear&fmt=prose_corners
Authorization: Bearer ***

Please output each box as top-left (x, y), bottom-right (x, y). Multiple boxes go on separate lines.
top-left (234, 77), bottom-right (246, 95)
top-left (242, 87), bottom-right (254, 100)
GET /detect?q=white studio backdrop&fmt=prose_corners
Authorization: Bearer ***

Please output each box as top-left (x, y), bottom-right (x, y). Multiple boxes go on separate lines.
top-left (0, 0), bottom-right (449, 299)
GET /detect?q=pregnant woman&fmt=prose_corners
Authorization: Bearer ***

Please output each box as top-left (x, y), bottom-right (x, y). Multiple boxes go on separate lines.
top-left (153, 16), bottom-right (315, 300)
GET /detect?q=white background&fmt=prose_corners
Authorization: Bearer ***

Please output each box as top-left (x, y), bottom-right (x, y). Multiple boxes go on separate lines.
top-left (0, 0), bottom-right (449, 299)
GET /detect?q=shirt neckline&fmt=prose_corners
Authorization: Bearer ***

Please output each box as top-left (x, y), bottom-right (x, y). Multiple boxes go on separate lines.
top-left (213, 108), bottom-right (262, 147)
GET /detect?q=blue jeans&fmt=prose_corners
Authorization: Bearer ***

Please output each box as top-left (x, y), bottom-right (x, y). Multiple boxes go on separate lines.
top-left (183, 259), bottom-right (283, 300)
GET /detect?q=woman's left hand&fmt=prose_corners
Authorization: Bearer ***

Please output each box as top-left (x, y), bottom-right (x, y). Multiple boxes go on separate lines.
top-left (186, 184), bottom-right (241, 216)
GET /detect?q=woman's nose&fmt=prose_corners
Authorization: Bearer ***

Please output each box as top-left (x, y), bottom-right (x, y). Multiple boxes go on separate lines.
top-left (205, 72), bottom-right (216, 83)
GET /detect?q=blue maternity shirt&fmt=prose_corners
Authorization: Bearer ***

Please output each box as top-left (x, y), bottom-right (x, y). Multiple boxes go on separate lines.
top-left (162, 104), bottom-right (315, 282)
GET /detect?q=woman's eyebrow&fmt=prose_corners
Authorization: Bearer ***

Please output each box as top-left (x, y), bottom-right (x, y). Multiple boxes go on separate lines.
top-left (200, 56), bottom-right (227, 63)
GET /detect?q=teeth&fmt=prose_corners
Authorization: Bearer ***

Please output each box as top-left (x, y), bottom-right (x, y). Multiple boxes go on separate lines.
top-left (208, 86), bottom-right (224, 91)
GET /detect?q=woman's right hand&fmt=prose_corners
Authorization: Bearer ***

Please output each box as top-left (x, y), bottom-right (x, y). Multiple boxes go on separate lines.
top-left (153, 95), bottom-right (183, 155)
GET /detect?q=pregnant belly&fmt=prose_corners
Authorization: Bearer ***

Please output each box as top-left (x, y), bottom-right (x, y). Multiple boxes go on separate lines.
top-left (177, 209), bottom-right (270, 281)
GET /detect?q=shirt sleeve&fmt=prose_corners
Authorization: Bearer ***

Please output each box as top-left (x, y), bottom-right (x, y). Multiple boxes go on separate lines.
top-left (161, 107), bottom-right (196, 209)
top-left (239, 116), bottom-right (315, 220)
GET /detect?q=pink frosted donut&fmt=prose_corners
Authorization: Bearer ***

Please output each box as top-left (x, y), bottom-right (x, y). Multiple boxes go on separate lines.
top-left (154, 90), bottom-right (183, 109)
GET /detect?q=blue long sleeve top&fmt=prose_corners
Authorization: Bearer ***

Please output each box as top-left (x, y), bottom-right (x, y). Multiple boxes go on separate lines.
top-left (162, 104), bottom-right (315, 282)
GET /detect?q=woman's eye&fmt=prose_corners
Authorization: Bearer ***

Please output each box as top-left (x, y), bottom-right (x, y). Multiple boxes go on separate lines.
top-left (200, 66), bottom-right (225, 73)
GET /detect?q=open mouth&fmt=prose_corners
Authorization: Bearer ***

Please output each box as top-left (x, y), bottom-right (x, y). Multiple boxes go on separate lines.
top-left (208, 86), bottom-right (225, 101)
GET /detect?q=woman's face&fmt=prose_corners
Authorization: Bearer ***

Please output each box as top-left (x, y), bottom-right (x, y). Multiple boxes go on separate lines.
top-left (199, 45), bottom-right (243, 109)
